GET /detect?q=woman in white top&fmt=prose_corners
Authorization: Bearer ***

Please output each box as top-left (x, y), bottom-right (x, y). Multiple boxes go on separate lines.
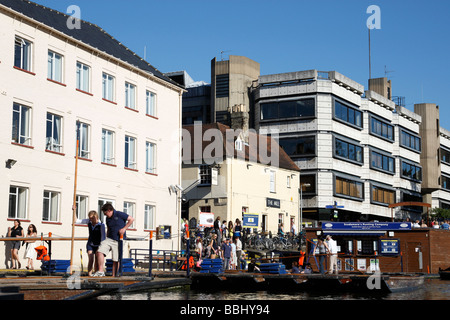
top-left (24, 224), bottom-right (37, 270)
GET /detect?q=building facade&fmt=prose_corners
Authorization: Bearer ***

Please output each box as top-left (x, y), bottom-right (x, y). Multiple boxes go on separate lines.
top-left (251, 70), bottom-right (423, 223)
top-left (181, 121), bottom-right (301, 235)
top-left (1, 0), bottom-right (184, 269)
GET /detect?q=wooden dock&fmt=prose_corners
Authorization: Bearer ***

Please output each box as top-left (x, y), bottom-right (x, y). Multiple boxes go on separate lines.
top-left (0, 270), bottom-right (191, 300)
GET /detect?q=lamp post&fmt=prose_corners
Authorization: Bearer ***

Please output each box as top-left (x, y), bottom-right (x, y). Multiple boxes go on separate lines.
top-left (299, 183), bottom-right (311, 233)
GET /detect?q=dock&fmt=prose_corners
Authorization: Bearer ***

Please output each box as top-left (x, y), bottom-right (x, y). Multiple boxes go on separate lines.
top-left (0, 270), bottom-right (191, 300)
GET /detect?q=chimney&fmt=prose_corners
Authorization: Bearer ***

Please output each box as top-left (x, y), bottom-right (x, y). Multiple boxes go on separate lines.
top-left (229, 104), bottom-right (249, 143)
top-left (368, 77), bottom-right (392, 100)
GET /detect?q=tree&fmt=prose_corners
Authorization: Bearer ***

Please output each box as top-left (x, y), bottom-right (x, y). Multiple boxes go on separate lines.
top-left (430, 208), bottom-right (450, 220)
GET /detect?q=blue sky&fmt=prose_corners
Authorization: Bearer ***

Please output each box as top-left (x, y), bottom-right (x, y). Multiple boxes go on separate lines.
top-left (33, 0), bottom-right (450, 128)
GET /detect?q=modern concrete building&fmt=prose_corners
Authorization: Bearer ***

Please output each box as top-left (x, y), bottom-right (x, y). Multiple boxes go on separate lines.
top-left (1, 0), bottom-right (184, 269)
top-left (181, 116), bottom-right (301, 235)
top-left (211, 55), bottom-right (260, 125)
top-left (251, 71), bottom-right (423, 223)
top-left (415, 103), bottom-right (450, 213)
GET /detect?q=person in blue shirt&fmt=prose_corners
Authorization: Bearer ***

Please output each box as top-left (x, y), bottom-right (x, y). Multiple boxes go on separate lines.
top-left (93, 203), bottom-right (134, 277)
top-left (77, 210), bottom-right (105, 276)
top-left (221, 238), bottom-right (232, 270)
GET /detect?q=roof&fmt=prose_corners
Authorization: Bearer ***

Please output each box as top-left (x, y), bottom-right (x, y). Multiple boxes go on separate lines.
top-left (0, 0), bottom-right (182, 89)
top-left (182, 123), bottom-right (301, 172)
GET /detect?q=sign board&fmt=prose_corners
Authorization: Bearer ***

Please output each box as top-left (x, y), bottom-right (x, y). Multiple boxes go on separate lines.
top-left (266, 197), bottom-right (280, 208)
top-left (379, 239), bottom-right (400, 255)
top-left (322, 222), bottom-right (411, 231)
top-left (199, 212), bottom-right (214, 227)
top-left (243, 213), bottom-right (259, 228)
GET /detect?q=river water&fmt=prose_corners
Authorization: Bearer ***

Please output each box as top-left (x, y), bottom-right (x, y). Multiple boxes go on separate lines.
top-left (98, 278), bottom-right (449, 301)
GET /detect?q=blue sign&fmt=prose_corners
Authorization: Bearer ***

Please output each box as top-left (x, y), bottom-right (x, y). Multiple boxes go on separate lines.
top-left (243, 213), bottom-right (259, 228)
top-left (322, 222), bottom-right (411, 231)
top-left (380, 239), bottom-right (400, 255)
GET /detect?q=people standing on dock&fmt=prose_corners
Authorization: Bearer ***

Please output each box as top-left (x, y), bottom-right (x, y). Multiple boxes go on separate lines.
top-left (221, 238), bottom-right (232, 270)
top-left (214, 216), bottom-right (222, 244)
top-left (93, 203), bottom-right (134, 277)
top-left (325, 235), bottom-right (338, 274)
top-left (235, 236), bottom-right (242, 270)
top-left (227, 221), bottom-right (233, 238)
top-left (234, 219), bottom-right (242, 239)
top-left (7, 219), bottom-right (24, 269)
top-left (230, 238), bottom-right (237, 270)
top-left (209, 233), bottom-right (219, 259)
top-left (313, 238), bottom-right (328, 274)
top-left (23, 224), bottom-right (37, 270)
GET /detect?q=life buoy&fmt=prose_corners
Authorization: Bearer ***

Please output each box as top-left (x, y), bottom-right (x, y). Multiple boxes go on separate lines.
top-left (35, 246), bottom-right (50, 261)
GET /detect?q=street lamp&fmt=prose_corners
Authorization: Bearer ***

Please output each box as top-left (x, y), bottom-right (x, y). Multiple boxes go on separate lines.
top-left (299, 183), bottom-right (311, 233)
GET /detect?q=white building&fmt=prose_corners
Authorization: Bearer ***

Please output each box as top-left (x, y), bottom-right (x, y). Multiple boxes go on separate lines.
top-left (0, 0), bottom-right (184, 269)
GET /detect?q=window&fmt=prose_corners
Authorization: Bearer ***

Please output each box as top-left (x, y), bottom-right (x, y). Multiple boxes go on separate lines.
top-left (357, 239), bottom-right (378, 255)
top-left (300, 174), bottom-right (316, 194)
top-left (334, 138), bottom-right (363, 164)
top-left (76, 62), bottom-right (90, 92)
top-left (46, 113), bottom-right (62, 153)
top-left (102, 73), bottom-right (115, 102)
top-left (43, 190), bottom-right (59, 222)
top-left (77, 122), bottom-right (90, 159)
top-left (260, 98), bottom-right (315, 120)
top-left (48, 50), bottom-right (63, 83)
top-left (370, 116), bottom-right (394, 141)
top-left (14, 36), bottom-right (32, 71)
top-left (442, 175), bottom-right (450, 190)
top-left (9, 186), bottom-right (28, 219)
top-left (334, 100), bottom-right (362, 128)
top-left (441, 147), bottom-right (450, 165)
top-left (101, 129), bottom-right (115, 164)
top-left (287, 176), bottom-right (291, 188)
top-left (199, 165), bottom-right (211, 185)
top-left (216, 74), bottom-right (229, 98)
top-left (270, 171), bottom-right (276, 193)
top-left (400, 129), bottom-right (421, 152)
top-left (76, 195), bottom-right (88, 220)
top-left (12, 103), bottom-right (31, 146)
top-left (401, 161), bottom-right (422, 181)
top-left (125, 135), bottom-right (137, 169)
top-left (123, 202), bottom-right (135, 229)
top-left (98, 199), bottom-right (114, 223)
top-left (200, 206), bottom-right (211, 213)
top-left (279, 136), bottom-right (315, 157)
top-left (144, 204), bottom-right (155, 230)
top-left (371, 185), bottom-right (395, 205)
top-left (335, 176), bottom-right (363, 200)
top-left (146, 141), bottom-right (156, 174)
top-left (370, 150), bottom-right (395, 174)
top-left (125, 82), bottom-right (136, 109)
top-left (146, 90), bottom-right (156, 116)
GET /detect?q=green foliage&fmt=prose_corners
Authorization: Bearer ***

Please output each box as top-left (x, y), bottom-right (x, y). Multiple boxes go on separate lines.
top-left (430, 208), bottom-right (450, 220)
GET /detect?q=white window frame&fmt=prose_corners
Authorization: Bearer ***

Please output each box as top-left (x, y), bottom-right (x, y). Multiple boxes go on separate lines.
top-left (76, 195), bottom-right (89, 220)
top-left (125, 135), bottom-right (137, 169)
top-left (48, 50), bottom-right (63, 83)
top-left (14, 36), bottom-right (32, 71)
top-left (12, 103), bottom-right (31, 146)
top-left (270, 170), bottom-right (276, 193)
top-left (199, 165), bottom-right (212, 186)
top-left (146, 141), bottom-right (157, 174)
top-left (125, 82), bottom-right (136, 109)
top-left (76, 61), bottom-right (90, 92)
top-left (102, 72), bottom-right (115, 102)
top-left (101, 129), bottom-right (115, 164)
top-left (77, 122), bottom-right (90, 159)
top-left (123, 201), bottom-right (135, 229)
top-left (46, 112), bottom-right (63, 153)
top-left (144, 204), bottom-right (155, 230)
top-left (146, 90), bottom-right (156, 116)
top-left (42, 190), bottom-right (60, 222)
top-left (9, 186), bottom-right (28, 219)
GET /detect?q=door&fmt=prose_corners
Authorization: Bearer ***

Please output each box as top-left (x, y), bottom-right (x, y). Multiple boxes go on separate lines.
top-left (405, 242), bottom-right (422, 272)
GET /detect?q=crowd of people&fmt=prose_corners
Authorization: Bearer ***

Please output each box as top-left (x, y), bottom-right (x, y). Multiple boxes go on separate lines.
top-left (6, 203), bottom-right (134, 277)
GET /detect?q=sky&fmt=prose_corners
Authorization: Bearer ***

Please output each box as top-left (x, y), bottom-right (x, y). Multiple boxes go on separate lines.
top-left (31, 0), bottom-right (450, 128)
